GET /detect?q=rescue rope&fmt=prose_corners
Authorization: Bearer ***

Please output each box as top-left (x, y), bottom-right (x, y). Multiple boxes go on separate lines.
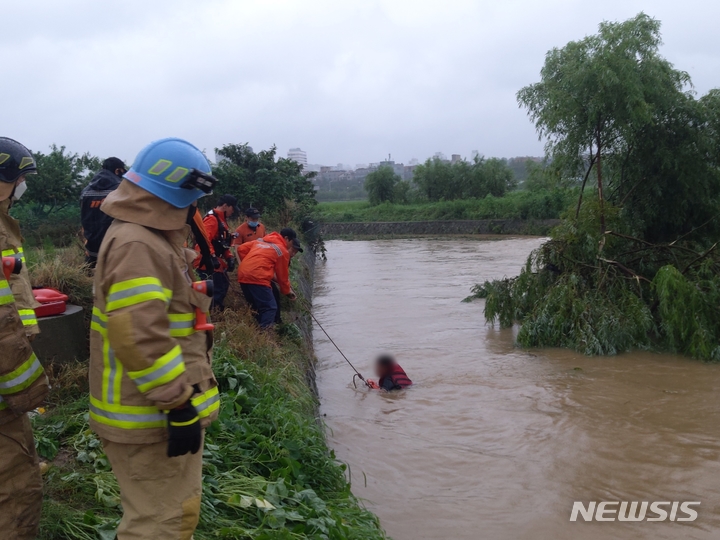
top-left (308, 311), bottom-right (372, 389)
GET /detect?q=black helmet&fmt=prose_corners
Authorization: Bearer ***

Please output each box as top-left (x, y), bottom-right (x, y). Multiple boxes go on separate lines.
top-left (0, 138), bottom-right (36, 184)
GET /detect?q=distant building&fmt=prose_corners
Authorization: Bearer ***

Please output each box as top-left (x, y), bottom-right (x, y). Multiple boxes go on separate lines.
top-left (287, 148), bottom-right (308, 169)
top-left (403, 165), bottom-right (418, 180)
top-left (451, 154), bottom-right (462, 164)
top-left (352, 166), bottom-right (375, 183)
top-left (379, 160), bottom-right (406, 178)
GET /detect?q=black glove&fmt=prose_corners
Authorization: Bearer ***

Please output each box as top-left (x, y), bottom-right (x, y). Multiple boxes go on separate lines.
top-left (166, 402), bottom-right (202, 457)
top-left (212, 256), bottom-right (221, 270)
top-left (226, 258), bottom-right (236, 272)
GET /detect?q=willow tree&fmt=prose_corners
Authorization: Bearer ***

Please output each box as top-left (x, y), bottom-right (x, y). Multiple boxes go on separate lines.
top-left (518, 13), bottom-right (690, 234)
top-left (470, 14), bottom-right (720, 361)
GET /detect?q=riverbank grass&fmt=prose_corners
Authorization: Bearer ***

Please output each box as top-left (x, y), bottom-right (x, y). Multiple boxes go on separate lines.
top-left (314, 189), bottom-right (573, 223)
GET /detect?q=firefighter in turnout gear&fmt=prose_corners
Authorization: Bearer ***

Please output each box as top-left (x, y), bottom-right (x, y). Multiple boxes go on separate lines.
top-left (90, 138), bottom-right (220, 540)
top-left (0, 137), bottom-right (50, 539)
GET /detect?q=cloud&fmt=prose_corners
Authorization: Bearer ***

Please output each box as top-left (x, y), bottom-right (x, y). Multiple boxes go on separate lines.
top-left (2, 0), bottom-right (718, 166)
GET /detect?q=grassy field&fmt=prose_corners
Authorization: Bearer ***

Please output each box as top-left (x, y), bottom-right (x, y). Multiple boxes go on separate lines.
top-left (28, 247), bottom-right (387, 540)
top-left (313, 189), bottom-right (574, 223)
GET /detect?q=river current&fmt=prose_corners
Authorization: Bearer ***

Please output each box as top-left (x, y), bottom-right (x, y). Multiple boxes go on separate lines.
top-left (313, 238), bottom-right (720, 540)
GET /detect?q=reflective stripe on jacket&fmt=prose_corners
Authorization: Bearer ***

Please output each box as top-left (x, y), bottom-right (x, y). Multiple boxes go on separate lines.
top-left (89, 181), bottom-right (220, 445)
top-left (0, 201), bottom-right (49, 424)
top-left (0, 199), bottom-right (40, 336)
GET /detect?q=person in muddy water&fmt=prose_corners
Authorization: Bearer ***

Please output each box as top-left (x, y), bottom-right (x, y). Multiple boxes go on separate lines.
top-left (367, 355), bottom-right (412, 391)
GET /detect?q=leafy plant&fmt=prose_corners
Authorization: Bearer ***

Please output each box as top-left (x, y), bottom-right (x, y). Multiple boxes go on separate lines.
top-left (19, 145), bottom-right (100, 218)
top-left (364, 166), bottom-right (401, 206)
top-left (411, 155), bottom-right (517, 202)
top-left (314, 189), bottom-right (573, 223)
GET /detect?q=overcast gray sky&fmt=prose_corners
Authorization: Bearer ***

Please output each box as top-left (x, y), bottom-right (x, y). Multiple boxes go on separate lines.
top-left (2, 0), bottom-right (718, 167)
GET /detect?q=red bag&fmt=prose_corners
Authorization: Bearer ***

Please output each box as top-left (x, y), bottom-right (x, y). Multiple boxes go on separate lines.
top-left (33, 288), bottom-right (69, 318)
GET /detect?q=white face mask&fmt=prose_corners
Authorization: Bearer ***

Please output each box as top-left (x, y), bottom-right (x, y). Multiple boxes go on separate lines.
top-left (12, 181), bottom-right (27, 201)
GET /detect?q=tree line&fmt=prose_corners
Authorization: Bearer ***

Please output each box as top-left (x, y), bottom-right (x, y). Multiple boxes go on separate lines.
top-left (364, 156), bottom-right (523, 206)
top-left (13, 143), bottom-right (317, 246)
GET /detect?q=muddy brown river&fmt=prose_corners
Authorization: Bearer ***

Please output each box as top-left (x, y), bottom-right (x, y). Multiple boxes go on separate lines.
top-left (312, 238), bottom-right (720, 540)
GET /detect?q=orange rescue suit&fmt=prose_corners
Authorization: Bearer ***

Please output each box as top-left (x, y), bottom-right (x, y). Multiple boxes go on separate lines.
top-left (237, 232), bottom-right (291, 294)
top-left (234, 222), bottom-right (266, 245)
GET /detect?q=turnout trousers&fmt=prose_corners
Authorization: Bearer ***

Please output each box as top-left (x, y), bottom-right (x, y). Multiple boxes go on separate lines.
top-left (102, 433), bottom-right (205, 540)
top-left (0, 414), bottom-right (43, 540)
top-left (198, 270), bottom-right (230, 311)
top-left (271, 282), bottom-right (282, 324)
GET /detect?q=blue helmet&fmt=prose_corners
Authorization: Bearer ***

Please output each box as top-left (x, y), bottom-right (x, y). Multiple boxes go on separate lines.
top-left (124, 138), bottom-right (215, 208)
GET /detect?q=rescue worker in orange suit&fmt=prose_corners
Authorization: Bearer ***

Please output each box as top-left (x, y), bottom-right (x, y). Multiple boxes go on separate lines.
top-left (237, 228), bottom-right (298, 328)
top-left (188, 204), bottom-right (215, 277)
top-left (233, 207), bottom-right (265, 246)
top-left (367, 355), bottom-right (412, 391)
top-left (0, 137), bottom-right (50, 539)
top-left (89, 138), bottom-right (220, 540)
top-left (80, 157), bottom-right (127, 267)
top-left (194, 194), bottom-right (239, 311)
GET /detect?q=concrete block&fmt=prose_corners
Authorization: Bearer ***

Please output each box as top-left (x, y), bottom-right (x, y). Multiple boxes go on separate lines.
top-left (33, 304), bottom-right (88, 365)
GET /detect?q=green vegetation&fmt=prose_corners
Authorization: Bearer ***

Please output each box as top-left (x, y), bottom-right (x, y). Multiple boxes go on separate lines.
top-left (506, 157), bottom-right (543, 184)
top-left (11, 144), bottom-right (100, 247)
top-left (25, 145), bottom-right (100, 218)
top-left (360, 155), bottom-right (521, 208)
top-left (13, 143), bottom-right (320, 248)
top-left (315, 187), bottom-right (366, 203)
top-left (364, 167), bottom-right (402, 205)
top-left (314, 189), bottom-right (573, 223)
top-left (412, 156), bottom-right (516, 202)
top-left (32, 251), bottom-right (386, 540)
top-left (467, 14), bottom-right (720, 361)
top-left (11, 205), bottom-right (83, 248)
top-left (321, 154), bottom-right (573, 224)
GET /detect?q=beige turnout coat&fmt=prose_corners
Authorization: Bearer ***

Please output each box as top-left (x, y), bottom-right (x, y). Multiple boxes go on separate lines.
top-left (0, 199), bottom-right (48, 424)
top-left (89, 181), bottom-right (219, 444)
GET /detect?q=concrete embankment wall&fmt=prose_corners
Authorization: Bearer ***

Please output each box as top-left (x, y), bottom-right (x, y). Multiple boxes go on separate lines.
top-left (291, 249), bottom-right (320, 396)
top-left (320, 219), bottom-right (560, 237)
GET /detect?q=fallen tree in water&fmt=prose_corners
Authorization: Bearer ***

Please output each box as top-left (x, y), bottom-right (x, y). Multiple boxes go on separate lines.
top-left (467, 14), bottom-right (720, 361)
top-left (469, 207), bottom-right (720, 359)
